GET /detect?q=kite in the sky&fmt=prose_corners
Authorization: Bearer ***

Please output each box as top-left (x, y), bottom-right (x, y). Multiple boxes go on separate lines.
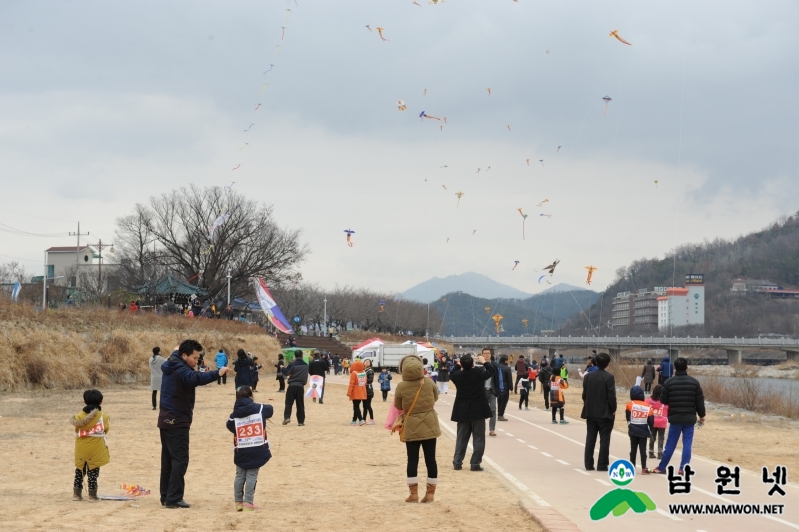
top-left (413, 1), bottom-right (421, 6)
top-left (397, 100), bottom-right (407, 111)
top-left (232, 164), bottom-right (241, 171)
top-left (507, 125), bottom-right (511, 131)
top-left (244, 123), bottom-right (254, 132)
top-left (441, 184), bottom-right (447, 190)
top-left (539, 160), bottom-right (544, 167)
top-left (484, 306), bottom-right (491, 315)
top-left (208, 213), bottom-right (230, 239)
top-left (365, 25), bottom-right (372, 32)
top-left (609, 30), bottom-right (632, 46)
top-left (286, 9), bottom-right (291, 23)
top-left (517, 208), bottom-right (528, 240)
top-left (446, 237), bottom-right (450, 243)
top-left (430, 0), bottom-right (444, 4)
top-left (263, 64), bottom-right (274, 74)
top-left (344, 229), bottom-right (355, 247)
top-left (557, 146), bottom-right (562, 152)
top-left (472, 230), bottom-right (477, 235)
top-left (486, 88), bottom-right (491, 96)
top-left (546, 50), bottom-right (550, 54)
top-left (443, 117), bottom-right (447, 124)
top-left (536, 199), bottom-right (549, 207)
top-left (275, 45), bottom-right (281, 54)
top-left (281, 27), bottom-right (286, 40)
top-left (254, 103), bottom-right (261, 111)
top-left (476, 168), bottom-right (481, 173)
top-left (540, 214), bottom-right (552, 218)
top-left (419, 111), bottom-right (441, 120)
top-left (440, 125), bottom-right (444, 131)
top-left (603, 95), bottom-right (612, 116)
top-left (522, 318), bottom-right (528, 328)
top-left (259, 84), bottom-right (269, 96)
top-left (526, 159), bottom-right (530, 166)
top-left (585, 265), bottom-right (598, 285)
top-left (455, 191), bottom-right (464, 207)
top-left (224, 181), bottom-right (236, 190)
top-left (542, 259), bottom-right (560, 275)
top-left (376, 27), bottom-right (388, 41)
top-left (379, 300), bottom-right (386, 312)
top-left (440, 165), bottom-right (448, 168)
top-left (512, 260), bottom-right (520, 270)
top-left (237, 143), bottom-right (249, 151)
top-left (537, 275), bottom-right (546, 284)
top-left (491, 313), bottom-right (503, 333)
top-left (654, 180), bottom-right (659, 187)
top-left (423, 88), bottom-right (427, 96)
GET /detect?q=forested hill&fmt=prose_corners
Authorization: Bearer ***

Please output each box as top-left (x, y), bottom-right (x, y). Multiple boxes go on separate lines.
top-left (431, 289), bottom-right (600, 337)
top-left (560, 212), bottom-right (799, 337)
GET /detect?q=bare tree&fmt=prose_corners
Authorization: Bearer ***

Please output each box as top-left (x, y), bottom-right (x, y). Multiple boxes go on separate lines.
top-left (0, 261), bottom-right (32, 285)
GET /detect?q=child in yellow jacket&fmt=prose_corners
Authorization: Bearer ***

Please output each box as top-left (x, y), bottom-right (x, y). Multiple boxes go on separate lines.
top-left (71, 389), bottom-right (110, 501)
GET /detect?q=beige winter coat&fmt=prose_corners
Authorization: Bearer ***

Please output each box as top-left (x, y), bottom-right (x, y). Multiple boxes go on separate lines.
top-left (393, 355), bottom-right (440, 442)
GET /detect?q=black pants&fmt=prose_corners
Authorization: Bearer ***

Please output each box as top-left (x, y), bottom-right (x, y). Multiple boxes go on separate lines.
top-left (152, 390), bottom-right (158, 409)
top-left (406, 438), bottom-right (438, 478)
top-left (352, 400), bottom-right (363, 422)
top-left (362, 395), bottom-right (374, 420)
top-left (630, 435), bottom-right (647, 468)
top-left (584, 417), bottom-right (614, 470)
top-left (552, 404), bottom-right (564, 421)
top-left (542, 385), bottom-right (551, 409)
top-left (453, 420), bottom-right (485, 467)
top-left (317, 375), bottom-right (325, 402)
top-left (514, 374), bottom-right (525, 392)
top-left (217, 373), bottom-right (227, 385)
top-left (497, 390), bottom-right (510, 416)
top-left (252, 377), bottom-right (258, 391)
top-left (644, 381), bottom-right (651, 393)
top-left (74, 463), bottom-right (99, 490)
top-left (284, 385), bottom-right (305, 423)
top-left (519, 392), bottom-right (528, 408)
top-left (159, 427), bottom-right (190, 504)
top-left (277, 376), bottom-right (285, 391)
top-left (381, 390), bottom-right (389, 401)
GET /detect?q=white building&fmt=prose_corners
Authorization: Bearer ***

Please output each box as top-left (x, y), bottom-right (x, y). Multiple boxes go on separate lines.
top-left (658, 274), bottom-right (705, 330)
top-left (45, 245), bottom-right (118, 289)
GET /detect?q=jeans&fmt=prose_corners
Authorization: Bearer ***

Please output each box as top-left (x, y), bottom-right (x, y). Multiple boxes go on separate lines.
top-left (406, 438), bottom-right (438, 479)
top-left (453, 419), bottom-right (486, 467)
top-left (584, 417), bottom-right (613, 470)
top-left (630, 435), bottom-right (647, 468)
top-left (649, 427), bottom-right (665, 453)
top-left (234, 466), bottom-right (260, 504)
top-left (362, 395), bottom-right (374, 420)
top-left (159, 427), bottom-right (190, 504)
top-left (352, 400), bottom-right (364, 422)
top-left (497, 390), bottom-right (510, 417)
top-left (657, 423), bottom-right (694, 471)
top-left (485, 390), bottom-right (497, 431)
top-left (542, 385), bottom-right (551, 409)
top-left (284, 385), bottom-right (305, 423)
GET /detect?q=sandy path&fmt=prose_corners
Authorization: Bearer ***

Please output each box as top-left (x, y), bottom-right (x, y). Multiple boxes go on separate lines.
top-left (0, 378), bottom-right (540, 531)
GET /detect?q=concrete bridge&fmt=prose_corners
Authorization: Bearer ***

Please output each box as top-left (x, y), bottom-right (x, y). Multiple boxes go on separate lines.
top-left (436, 335), bottom-right (799, 365)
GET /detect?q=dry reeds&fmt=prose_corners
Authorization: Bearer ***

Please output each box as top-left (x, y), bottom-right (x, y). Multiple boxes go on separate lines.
top-left (0, 300), bottom-right (281, 391)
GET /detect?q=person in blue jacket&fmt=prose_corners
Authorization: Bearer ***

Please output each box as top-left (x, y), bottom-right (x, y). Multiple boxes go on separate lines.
top-left (215, 349), bottom-right (229, 385)
top-left (226, 386), bottom-right (273, 511)
top-left (657, 356), bottom-right (673, 385)
top-left (158, 339), bottom-right (227, 509)
top-left (378, 367), bottom-right (393, 402)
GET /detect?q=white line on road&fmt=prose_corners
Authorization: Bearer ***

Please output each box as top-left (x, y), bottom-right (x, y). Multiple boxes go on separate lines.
top-left (556, 459), bottom-right (570, 465)
top-left (656, 508), bottom-right (682, 521)
top-left (528, 445), bottom-right (538, 450)
top-left (506, 433), bottom-right (514, 437)
top-left (498, 428), bottom-right (505, 432)
top-left (595, 479), bottom-right (611, 486)
top-left (541, 452), bottom-right (553, 457)
top-left (575, 469), bottom-right (590, 475)
top-left (517, 438), bottom-right (526, 443)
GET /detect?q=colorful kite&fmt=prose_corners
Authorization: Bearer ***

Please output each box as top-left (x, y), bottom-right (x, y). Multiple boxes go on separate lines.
top-left (455, 191), bottom-right (464, 207)
top-left (441, 184), bottom-right (447, 190)
top-left (557, 145), bottom-right (562, 152)
top-left (429, 0), bottom-right (444, 4)
top-left (585, 265), bottom-right (598, 285)
top-left (654, 180), bottom-right (659, 187)
top-left (397, 100), bottom-right (407, 111)
top-left (232, 164), bottom-right (241, 171)
top-left (224, 181), bottom-right (236, 190)
top-left (121, 484), bottom-right (151, 497)
top-left (208, 213), bottom-right (230, 239)
top-left (253, 277), bottom-right (293, 334)
top-left (538, 275), bottom-right (546, 284)
top-left (376, 27), bottom-right (388, 41)
top-left (440, 125), bottom-right (443, 131)
top-left (275, 45), bottom-right (281, 54)
top-left (419, 111), bottom-right (441, 120)
top-left (244, 123), bottom-right (254, 132)
top-left (522, 318), bottom-right (528, 328)
top-left (517, 208), bottom-right (528, 240)
top-left (484, 306), bottom-right (491, 315)
top-left (446, 237), bottom-right (450, 243)
top-left (259, 84), bottom-right (269, 96)
top-left (609, 30), bottom-right (632, 46)
top-left (512, 260), bottom-right (520, 270)
top-left (491, 313), bottom-right (503, 333)
top-left (472, 230), bottom-right (477, 235)
top-left (537, 199), bottom-right (549, 207)
top-left (602, 95), bottom-right (612, 116)
top-left (365, 25), bottom-right (372, 32)
top-left (413, 1), bottom-right (421, 7)
top-left (285, 9), bottom-right (291, 23)
top-left (254, 103), bottom-right (261, 111)
top-left (507, 125), bottom-right (511, 131)
top-left (542, 260), bottom-right (560, 275)
top-left (526, 158), bottom-right (530, 166)
top-left (344, 229), bottom-right (355, 247)
top-left (476, 168), bottom-right (481, 173)
top-left (306, 375), bottom-right (324, 399)
top-left (281, 27), bottom-right (286, 40)
top-left (486, 88), bottom-right (491, 96)
top-left (379, 300), bottom-right (386, 312)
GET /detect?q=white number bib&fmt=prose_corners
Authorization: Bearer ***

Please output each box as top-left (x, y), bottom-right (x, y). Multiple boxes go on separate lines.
top-left (357, 372), bottom-right (367, 386)
top-left (630, 403), bottom-right (650, 425)
top-left (77, 415), bottom-right (105, 438)
top-left (234, 406), bottom-right (265, 449)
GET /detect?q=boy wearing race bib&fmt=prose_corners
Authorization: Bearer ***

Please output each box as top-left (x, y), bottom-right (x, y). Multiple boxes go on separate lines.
top-left (71, 389), bottom-right (110, 501)
top-left (226, 386), bottom-right (273, 511)
top-left (625, 385), bottom-right (654, 474)
top-left (549, 374), bottom-right (569, 424)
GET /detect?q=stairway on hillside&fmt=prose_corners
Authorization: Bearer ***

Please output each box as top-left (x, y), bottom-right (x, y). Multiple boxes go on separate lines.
top-left (276, 333), bottom-right (352, 359)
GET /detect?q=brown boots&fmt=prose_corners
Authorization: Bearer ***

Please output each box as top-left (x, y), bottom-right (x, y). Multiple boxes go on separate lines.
top-left (420, 483), bottom-right (436, 503)
top-left (87, 488), bottom-right (99, 501)
top-left (405, 483), bottom-right (419, 503)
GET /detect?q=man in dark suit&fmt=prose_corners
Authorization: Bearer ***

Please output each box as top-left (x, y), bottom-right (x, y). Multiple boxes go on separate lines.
top-left (581, 352), bottom-right (617, 471)
top-left (450, 354), bottom-right (496, 472)
top-left (496, 354), bottom-right (513, 421)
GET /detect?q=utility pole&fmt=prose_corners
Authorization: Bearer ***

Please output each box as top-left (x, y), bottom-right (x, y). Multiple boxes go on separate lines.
top-left (227, 267), bottom-right (232, 305)
top-left (86, 239), bottom-right (114, 295)
top-left (42, 250), bottom-right (64, 311)
top-left (68, 222), bottom-right (89, 289)
top-left (323, 296), bottom-right (327, 334)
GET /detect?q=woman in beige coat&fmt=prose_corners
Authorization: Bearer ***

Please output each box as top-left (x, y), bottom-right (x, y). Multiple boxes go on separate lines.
top-left (394, 355), bottom-right (441, 503)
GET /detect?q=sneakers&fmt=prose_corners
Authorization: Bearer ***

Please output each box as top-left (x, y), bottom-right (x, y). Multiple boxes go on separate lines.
top-left (560, 420), bottom-right (569, 424)
top-left (641, 468), bottom-right (651, 475)
top-left (242, 503), bottom-right (259, 512)
top-left (524, 407), bottom-right (529, 411)
top-left (498, 416), bottom-right (508, 422)
top-left (165, 499), bottom-right (191, 509)
top-left (350, 421), bottom-right (358, 426)
top-left (366, 420), bottom-right (375, 425)
top-left (359, 420), bottom-right (366, 426)
top-left (470, 465), bottom-right (484, 472)
top-left (552, 420), bottom-right (558, 424)
top-left (282, 419), bottom-right (290, 425)
top-left (298, 423), bottom-right (305, 427)
top-left (651, 468), bottom-right (667, 474)
top-left (545, 407), bottom-right (550, 411)
top-left (657, 452), bottom-right (663, 460)
top-left (649, 451), bottom-right (656, 459)
top-left (235, 502), bottom-right (244, 512)
top-left (453, 464), bottom-right (463, 470)
top-left (489, 431), bottom-right (497, 437)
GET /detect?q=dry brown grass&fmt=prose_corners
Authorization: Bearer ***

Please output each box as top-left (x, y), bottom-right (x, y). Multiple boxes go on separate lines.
top-left (0, 299), bottom-right (281, 391)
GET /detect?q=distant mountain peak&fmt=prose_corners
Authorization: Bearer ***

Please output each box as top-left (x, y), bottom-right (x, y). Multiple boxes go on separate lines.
top-left (540, 283), bottom-right (592, 294)
top-left (402, 272), bottom-right (532, 303)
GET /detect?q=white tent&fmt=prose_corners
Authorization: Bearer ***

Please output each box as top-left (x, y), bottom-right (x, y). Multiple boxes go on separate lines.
top-left (402, 340), bottom-right (435, 359)
top-left (352, 337), bottom-right (385, 359)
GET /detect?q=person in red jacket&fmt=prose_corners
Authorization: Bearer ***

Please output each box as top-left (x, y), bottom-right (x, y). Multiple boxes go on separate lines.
top-left (645, 384), bottom-right (668, 459)
top-left (346, 360), bottom-right (367, 426)
top-left (626, 385), bottom-right (654, 474)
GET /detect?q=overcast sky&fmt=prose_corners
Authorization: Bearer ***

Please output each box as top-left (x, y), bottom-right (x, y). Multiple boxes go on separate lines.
top-left (2, 0), bottom-right (798, 294)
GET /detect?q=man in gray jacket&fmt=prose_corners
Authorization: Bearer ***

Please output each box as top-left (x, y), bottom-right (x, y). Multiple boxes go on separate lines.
top-left (282, 350), bottom-right (309, 426)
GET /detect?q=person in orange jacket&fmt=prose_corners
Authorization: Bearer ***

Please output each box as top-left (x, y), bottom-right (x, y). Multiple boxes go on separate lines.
top-left (549, 373), bottom-right (569, 424)
top-left (346, 359), bottom-right (367, 426)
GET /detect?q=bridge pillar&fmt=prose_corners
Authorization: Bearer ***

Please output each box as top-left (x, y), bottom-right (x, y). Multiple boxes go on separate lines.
top-left (608, 348), bottom-right (621, 364)
top-left (668, 348), bottom-right (680, 361)
top-left (726, 349), bottom-right (743, 365)
top-left (548, 348), bottom-right (557, 359)
top-left (786, 350), bottom-right (799, 363)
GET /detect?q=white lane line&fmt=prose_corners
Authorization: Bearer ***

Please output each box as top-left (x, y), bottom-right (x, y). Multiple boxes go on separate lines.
top-left (528, 445), bottom-right (538, 450)
top-left (656, 508), bottom-right (682, 521)
top-left (505, 414), bottom-right (584, 446)
top-left (697, 530), bottom-right (708, 532)
top-left (498, 428), bottom-right (505, 432)
top-left (506, 433), bottom-right (514, 437)
top-left (575, 469), bottom-right (590, 475)
top-left (556, 459), bottom-right (570, 465)
top-left (541, 452), bottom-right (553, 457)
top-left (595, 479), bottom-right (611, 486)
top-left (516, 438), bottom-right (526, 443)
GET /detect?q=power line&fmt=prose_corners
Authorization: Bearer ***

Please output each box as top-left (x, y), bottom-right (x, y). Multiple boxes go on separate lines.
top-left (0, 221), bottom-right (70, 238)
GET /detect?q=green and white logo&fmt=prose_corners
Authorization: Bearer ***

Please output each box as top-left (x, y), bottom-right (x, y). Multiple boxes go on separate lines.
top-left (589, 459), bottom-right (657, 520)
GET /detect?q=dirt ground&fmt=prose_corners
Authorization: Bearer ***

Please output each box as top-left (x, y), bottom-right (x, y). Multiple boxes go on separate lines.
top-left (0, 379), bottom-right (540, 532)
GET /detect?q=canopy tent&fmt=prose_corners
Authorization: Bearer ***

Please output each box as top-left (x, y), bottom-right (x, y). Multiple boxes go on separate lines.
top-left (137, 274), bottom-right (206, 304)
top-left (352, 337), bottom-right (385, 358)
top-left (402, 340), bottom-right (437, 359)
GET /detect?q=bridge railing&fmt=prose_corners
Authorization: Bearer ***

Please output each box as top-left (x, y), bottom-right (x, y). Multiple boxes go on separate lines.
top-left (437, 336), bottom-right (799, 349)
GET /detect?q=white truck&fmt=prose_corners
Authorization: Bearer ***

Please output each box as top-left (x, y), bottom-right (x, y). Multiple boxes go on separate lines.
top-left (354, 343), bottom-right (417, 371)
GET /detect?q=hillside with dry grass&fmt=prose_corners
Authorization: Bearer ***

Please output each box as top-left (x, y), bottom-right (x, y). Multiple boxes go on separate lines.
top-left (0, 301), bottom-right (280, 391)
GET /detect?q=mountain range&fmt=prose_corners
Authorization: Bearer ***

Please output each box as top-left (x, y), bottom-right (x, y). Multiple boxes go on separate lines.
top-left (402, 272), bottom-right (583, 303)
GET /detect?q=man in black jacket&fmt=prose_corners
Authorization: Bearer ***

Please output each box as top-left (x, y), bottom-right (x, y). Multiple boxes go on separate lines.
top-left (480, 348), bottom-right (500, 436)
top-left (308, 351), bottom-right (328, 404)
top-left (496, 355), bottom-right (513, 421)
top-left (538, 361), bottom-right (554, 410)
top-left (282, 351), bottom-right (309, 426)
top-left (581, 352), bottom-right (616, 471)
top-left (653, 357), bottom-right (705, 474)
top-left (450, 354), bottom-right (496, 471)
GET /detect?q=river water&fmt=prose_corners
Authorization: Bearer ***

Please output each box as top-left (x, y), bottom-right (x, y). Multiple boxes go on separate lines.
top-left (696, 375), bottom-right (799, 395)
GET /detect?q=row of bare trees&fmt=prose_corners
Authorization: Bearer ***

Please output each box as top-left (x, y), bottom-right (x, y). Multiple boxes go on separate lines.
top-left (270, 284), bottom-right (443, 337)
